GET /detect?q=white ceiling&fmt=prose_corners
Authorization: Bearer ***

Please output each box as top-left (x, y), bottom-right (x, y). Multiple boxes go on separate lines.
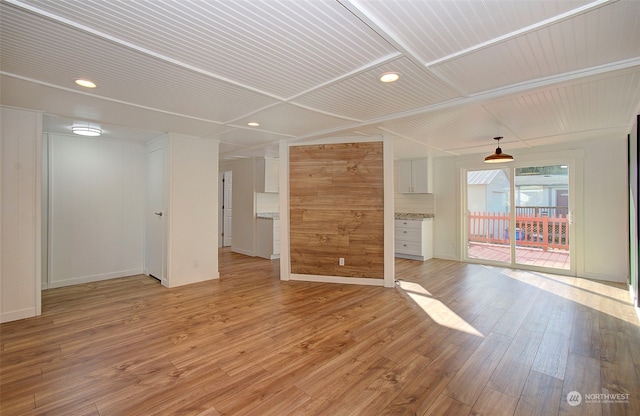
top-left (1, 0), bottom-right (639, 160)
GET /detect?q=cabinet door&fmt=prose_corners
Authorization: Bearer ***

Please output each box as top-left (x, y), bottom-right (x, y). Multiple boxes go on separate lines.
top-left (255, 158), bottom-right (279, 193)
top-left (264, 158), bottom-right (279, 193)
top-left (411, 158), bottom-right (430, 193)
top-left (397, 160), bottom-right (413, 193)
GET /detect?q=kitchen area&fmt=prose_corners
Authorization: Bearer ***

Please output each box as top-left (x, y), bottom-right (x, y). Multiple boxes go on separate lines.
top-left (247, 156), bottom-right (435, 262)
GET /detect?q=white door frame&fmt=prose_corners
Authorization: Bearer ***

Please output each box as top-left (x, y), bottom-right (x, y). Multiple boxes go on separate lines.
top-left (461, 151), bottom-right (583, 276)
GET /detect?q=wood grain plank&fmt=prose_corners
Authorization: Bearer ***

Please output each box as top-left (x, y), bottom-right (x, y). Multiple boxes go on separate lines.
top-left (379, 343), bottom-right (474, 416)
top-left (558, 353), bottom-right (602, 416)
top-left (514, 370), bottom-right (563, 416)
top-left (470, 387), bottom-right (519, 416)
top-left (531, 297), bottom-right (577, 380)
top-left (443, 332), bottom-right (513, 406)
top-left (488, 328), bottom-right (544, 398)
top-left (424, 394), bottom-right (472, 416)
top-left (2, 254), bottom-right (639, 415)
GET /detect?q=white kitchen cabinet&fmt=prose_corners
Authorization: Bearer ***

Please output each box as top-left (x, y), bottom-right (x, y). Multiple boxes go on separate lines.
top-left (257, 218), bottom-right (280, 259)
top-left (255, 157), bottom-right (279, 193)
top-left (395, 218), bottom-right (433, 261)
top-left (397, 158), bottom-right (431, 193)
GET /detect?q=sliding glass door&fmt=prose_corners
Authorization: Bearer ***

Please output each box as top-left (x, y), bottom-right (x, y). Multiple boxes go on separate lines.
top-left (466, 168), bottom-right (512, 264)
top-left (466, 164), bottom-right (572, 273)
top-left (513, 165), bottom-right (570, 270)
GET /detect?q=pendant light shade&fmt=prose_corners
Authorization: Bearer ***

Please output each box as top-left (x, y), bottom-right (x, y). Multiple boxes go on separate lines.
top-left (484, 136), bottom-right (513, 163)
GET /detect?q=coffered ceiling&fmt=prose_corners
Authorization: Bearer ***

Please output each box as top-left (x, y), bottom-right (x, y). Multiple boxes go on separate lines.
top-left (1, 0), bottom-right (639, 160)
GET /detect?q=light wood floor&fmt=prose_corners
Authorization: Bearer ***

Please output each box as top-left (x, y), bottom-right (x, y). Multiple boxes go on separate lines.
top-left (1, 250), bottom-right (639, 415)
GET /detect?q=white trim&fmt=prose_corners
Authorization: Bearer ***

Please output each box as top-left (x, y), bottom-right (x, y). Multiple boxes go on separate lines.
top-left (284, 136), bottom-right (392, 287)
top-left (1, 307), bottom-right (37, 324)
top-left (48, 268), bottom-right (144, 288)
top-left (290, 273), bottom-right (384, 287)
top-left (459, 150), bottom-right (584, 276)
top-left (279, 140), bottom-right (291, 281)
top-left (291, 134), bottom-right (385, 146)
top-left (35, 112), bottom-right (42, 316)
top-left (383, 135), bottom-right (395, 288)
top-left (231, 247), bottom-right (255, 257)
top-left (581, 272), bottom-right (627, 284)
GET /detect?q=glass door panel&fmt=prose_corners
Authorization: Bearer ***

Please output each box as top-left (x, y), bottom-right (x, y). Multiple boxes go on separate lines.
top-left (466, 168), bottom-right (511, 264)
top-left (514, 165), bottom-right (570, 270)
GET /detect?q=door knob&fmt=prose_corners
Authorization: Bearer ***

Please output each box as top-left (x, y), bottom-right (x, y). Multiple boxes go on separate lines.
top-left (154, 212), bottom-right (163, 217)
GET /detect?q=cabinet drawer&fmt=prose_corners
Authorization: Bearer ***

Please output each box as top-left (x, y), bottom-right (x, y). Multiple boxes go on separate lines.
top-left (395, 240), bottom-right (422, 256)
top-left (394, 219), bottom-right (422, 229)
top-left (395, 227), bottom-right (421, 242)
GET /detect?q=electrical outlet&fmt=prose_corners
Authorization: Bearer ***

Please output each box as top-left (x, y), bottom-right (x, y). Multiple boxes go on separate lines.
top-left (339, 258), bottom-right (345, 266)
top-left (193, 260), bottom-right (199, 268)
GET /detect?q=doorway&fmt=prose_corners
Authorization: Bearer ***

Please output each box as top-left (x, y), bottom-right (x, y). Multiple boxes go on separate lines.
top-left (466, 164), bottom-right (572, 273)
top-left (219, 171), bottom-right (232, 247)
top-left (146, 146), bottom-right (165, 282)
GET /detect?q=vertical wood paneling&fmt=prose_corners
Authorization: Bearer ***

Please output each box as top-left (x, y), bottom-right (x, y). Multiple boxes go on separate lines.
top-left (289, 142), bottom-right (384, 278)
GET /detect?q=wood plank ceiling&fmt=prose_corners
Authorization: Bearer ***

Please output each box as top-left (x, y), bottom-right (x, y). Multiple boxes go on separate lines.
top-left (1, 0), bottom-right (639, 159)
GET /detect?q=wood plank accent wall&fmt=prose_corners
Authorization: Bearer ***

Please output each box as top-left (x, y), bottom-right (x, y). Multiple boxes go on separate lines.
top-left (289, 142), bottom-right (384, 278)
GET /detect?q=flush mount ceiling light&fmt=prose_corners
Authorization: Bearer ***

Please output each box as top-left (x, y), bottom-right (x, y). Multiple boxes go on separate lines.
top-left (484, 136), bottom-right (513, 163)
top-left (379, 72), bottom-right (400, 83)
top-left (72, 125), bottom-right (102, 136)
top-left (74, 79), bottom-right (97, 88)
top-left (247, 122), bottom-right (260, 127)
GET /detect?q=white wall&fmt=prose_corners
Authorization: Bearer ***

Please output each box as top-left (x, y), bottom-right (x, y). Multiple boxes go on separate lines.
top-left (256, 192), bottom-right (279, 213)
top-left (1, 107), bottom-right (42, 322)
top-left (48, 134), bottom-right (145, 287)
top-left (433, 137), bottom-right (629, 282)
top-left (227, 158), bottom-right (257, 257)
top-left (166, 134), bottom-right (219, 287)
top-left (395, 193), bottom-right (435, 214)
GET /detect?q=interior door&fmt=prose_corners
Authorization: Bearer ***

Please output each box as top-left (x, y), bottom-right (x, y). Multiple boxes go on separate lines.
top-left (146, 147), bottom-right (165, 281)
top-left (222, 171), bottom-right (232, 247)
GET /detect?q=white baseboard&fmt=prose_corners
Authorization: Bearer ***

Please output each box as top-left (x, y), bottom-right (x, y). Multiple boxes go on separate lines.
top-left (1, 307), bottom-right (37, 323)
top-left (433, 253), bottom-right (459, 261)
top-left (581, 272), bottom-right (627, 284)
top-left (231, 247), bottom-right (255, 257)
top-left (48, 268), bottom-right (144, 288)
top-left (289, 273), bottom-right (384, 287)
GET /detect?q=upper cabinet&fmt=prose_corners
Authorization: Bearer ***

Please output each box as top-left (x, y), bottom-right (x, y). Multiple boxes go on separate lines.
top-left (255, 157), bottom-right (279, 193)
top-left (397, 158), bottom-right (432, 193)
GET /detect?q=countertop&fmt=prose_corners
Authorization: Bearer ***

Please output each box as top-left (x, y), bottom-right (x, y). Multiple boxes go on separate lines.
top-left (257, 212), bottom-right (279, 220)
top-left (395, 213), bottom-right (434, 220)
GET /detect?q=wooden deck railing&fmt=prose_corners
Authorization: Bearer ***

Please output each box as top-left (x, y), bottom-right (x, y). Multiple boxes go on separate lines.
top-left (468, 211), bottom-right (569, 251)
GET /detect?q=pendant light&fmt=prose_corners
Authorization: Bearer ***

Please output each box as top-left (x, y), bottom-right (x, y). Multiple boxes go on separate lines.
top-left (484, 136), bottom-right (513, 163)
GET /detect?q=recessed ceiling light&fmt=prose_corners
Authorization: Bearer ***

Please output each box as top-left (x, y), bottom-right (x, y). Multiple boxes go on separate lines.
top-left (379, 72), bottom-right (400, 83)
top-left (247, 122), bottom-right (260, 127)
top-left (75, 79), bottom-right (97, 88)
top-left (72, 126), bottom-right (102, 136)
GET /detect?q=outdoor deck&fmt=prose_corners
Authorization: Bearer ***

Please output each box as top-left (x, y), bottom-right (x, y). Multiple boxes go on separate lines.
top-left (468, 242), bottom-right (570, 270)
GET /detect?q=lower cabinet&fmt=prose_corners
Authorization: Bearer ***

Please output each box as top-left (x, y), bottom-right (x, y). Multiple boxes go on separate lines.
top-left (395, 218), bottom-right (433, 261)
top-left (257, 218), bottom-right (280, 259)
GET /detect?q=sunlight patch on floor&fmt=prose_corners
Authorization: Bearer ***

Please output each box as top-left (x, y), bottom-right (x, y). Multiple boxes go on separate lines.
top-left (397, 280), bottom-right (484, 337)
top-left (505, 269), bottom-right (640, 327)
